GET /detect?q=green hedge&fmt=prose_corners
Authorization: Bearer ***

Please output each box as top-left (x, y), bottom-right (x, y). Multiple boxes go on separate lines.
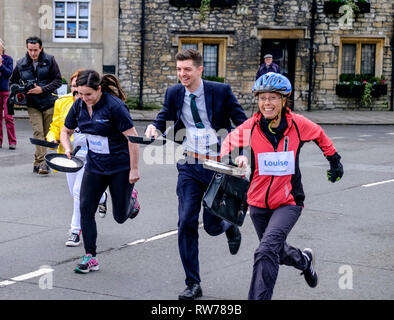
top-left (125, 96), bottom-right (162, 110)
top-left (202, 75), bottom-right (225, 83)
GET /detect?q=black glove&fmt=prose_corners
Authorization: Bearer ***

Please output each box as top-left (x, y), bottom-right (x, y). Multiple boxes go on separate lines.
top-left (326, 152), bottom-right (344, 183)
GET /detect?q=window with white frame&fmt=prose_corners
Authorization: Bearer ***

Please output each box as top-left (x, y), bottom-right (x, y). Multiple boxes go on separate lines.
top-left (53, 1), bottom-right (91, 42)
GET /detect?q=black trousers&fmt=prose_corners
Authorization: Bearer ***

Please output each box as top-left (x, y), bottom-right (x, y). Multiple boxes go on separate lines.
top-left (80, 169), bottom-right (134, 256)
top-left (176, 160), bottom-right (232, 286)
top-left (248, 205), bottom-right (308, 300)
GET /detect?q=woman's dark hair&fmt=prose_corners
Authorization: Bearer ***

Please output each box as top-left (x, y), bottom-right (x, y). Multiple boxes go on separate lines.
top-left (283, 96), bottom-right (291, 113)
top-left (76, 69), bottom-right (127, 101)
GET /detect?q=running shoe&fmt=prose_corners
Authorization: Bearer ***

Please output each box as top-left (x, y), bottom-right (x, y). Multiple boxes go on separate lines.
top-left (98, 191), bottom-right (108, 218)
top-left (74, 254), bottom-right (99, 274)
top-left (128, 188), bottom-right (140, 219)
top-left (65, 231), bottom-right (81, 247)
top-left (301, 248), bottom-right (318, 288)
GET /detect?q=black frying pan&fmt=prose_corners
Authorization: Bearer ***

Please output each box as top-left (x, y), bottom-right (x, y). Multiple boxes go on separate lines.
top-left (45, 146), bottom-right (83, 173)
top-left (30, 138), bottom-right (59, 149)
top-left (127, 135), bottom-right (166, 146)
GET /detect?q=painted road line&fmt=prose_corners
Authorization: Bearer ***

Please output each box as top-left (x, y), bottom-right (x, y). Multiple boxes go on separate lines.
top-left (126, 224), bottom-right (205, 247)
top-left (362, 179), bottom-right (394, 188)
top-left (0, 266), bottom-right (54, 288)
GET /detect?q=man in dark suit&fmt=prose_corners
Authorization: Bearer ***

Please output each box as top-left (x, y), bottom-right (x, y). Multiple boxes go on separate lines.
top-left (145, 49), bottom-right (247, 300)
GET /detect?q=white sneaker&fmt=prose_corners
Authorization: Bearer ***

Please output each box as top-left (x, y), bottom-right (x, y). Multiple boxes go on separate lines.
top-left (98, 191), bottom-right (107, 218)
top-left (65, 231), bottom-right (81, 247)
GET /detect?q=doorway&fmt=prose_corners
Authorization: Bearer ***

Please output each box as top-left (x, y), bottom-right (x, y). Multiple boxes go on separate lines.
top-left (261, 39), bottom-right (297, 109)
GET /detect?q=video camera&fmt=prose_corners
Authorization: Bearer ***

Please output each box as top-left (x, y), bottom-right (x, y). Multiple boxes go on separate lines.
top-left (7, 80), bottom-right (36, 115)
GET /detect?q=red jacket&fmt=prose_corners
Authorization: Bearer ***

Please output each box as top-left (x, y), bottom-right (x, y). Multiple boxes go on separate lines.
top-left (220, 110), bottom-right (337, 209)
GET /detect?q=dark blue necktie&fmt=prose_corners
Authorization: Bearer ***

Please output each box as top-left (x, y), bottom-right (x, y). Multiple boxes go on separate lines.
top-left (189, 93), bottom-right (205, 129)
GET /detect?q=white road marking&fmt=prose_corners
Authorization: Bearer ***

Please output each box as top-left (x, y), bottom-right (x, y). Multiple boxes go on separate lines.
top-left (331, 136), bottom-right (345, 140)
top-left (2, 214), bottom-right (250, 289)
top-left (386, 132), bottom-right (394, 135)
top-left (126, 229), bottom-right (179, 246)
top-left (362, 179), bottom-right (394, 188)
top-left (359, 134), bottom-right (372, 137)
top-left (0, 267), bottom-right (54, 288)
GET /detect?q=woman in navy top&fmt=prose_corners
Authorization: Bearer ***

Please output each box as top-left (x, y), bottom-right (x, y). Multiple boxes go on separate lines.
top-left (61, 70), bottom-right (140, 273)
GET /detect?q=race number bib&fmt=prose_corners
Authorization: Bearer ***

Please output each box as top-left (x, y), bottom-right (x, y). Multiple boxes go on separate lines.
top-left (258, 151), bottom-right (295, 176)
top-left (85, 134), bottom-right (110, 154)
top-left (184, 128), bottom-right (219, 154)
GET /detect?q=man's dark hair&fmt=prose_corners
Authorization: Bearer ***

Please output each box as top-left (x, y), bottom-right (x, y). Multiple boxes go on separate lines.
top-left (26, 36), bottom-right (42, 48)
top-left (175, 49), bottom-right (203, 68)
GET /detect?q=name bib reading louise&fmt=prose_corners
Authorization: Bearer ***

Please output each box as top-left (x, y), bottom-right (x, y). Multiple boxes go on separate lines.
top-left (258, 151), bottom-right (295, 176)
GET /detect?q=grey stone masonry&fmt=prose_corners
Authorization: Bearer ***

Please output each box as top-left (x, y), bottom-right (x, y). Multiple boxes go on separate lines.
top-left (118, 0), bottom-right (393, 111)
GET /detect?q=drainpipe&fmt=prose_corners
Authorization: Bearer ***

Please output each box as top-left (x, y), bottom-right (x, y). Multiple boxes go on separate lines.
top-left (307, 0), bottom-right (317, 112)
top-left (391, 14), bottom-right (394, 111)
top-left (138, 0), bottom-right (146, 109)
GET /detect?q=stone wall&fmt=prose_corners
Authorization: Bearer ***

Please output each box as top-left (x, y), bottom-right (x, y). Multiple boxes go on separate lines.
top-left (119, 0), bottom-right (261, 110)
top-left (313, 0), bottom-right (393, 110)
top-left (118, 0), bottom-right (393, 111)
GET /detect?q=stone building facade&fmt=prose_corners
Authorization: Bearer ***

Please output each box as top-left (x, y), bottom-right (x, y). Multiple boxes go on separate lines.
top-left (1, 1), bottom-right (392, 111)
top-left (119, 0), bottom-right (393, 111)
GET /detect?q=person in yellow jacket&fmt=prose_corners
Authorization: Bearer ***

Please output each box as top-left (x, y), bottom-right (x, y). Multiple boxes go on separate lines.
top-left (47, 69), bottom-right (107, 247)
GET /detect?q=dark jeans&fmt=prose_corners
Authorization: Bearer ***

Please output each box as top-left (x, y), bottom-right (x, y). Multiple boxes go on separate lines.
top-left (176, 160), bottom-right (232, 286)
top-left (248, 205), bottom-right (308, 300)
top-left (80, 169), bottom-right (134, 256)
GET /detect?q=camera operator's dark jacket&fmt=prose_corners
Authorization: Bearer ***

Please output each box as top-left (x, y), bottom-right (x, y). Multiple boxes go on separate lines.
top-left (0, 54), bottom-right (13, 91)
top-left (10, 50), bottom-right (62, 111)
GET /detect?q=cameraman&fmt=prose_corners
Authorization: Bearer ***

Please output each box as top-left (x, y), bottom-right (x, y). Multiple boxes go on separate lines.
top-left (10, 36), bottom-right (62, 174)
top-left (0, 38), bottom-right (16, 150)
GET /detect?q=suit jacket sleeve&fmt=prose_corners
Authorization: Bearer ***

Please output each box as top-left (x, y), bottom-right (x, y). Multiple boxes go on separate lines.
top-left (152, 87), bottom-right (172, 135)
top-left (225, 84), bottom-right (248, 127)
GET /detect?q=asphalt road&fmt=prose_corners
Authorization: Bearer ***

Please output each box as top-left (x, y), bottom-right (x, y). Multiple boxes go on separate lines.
top-left (0, 119), bottom-right (393, 302)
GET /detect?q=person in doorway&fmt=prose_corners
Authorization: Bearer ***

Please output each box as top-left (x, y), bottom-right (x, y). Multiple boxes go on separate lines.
top-left (0, 38), bottom-right (17, 150)
top-left (145, 49), bottom-right (248, 300)
top-left (9, 36), bottom-right (62, 174)
top-left (61, 70), bottom-right (140, 273)
top-left (256, 53), bottom-right (281, 79)
top-left (46, 69), bottom-right (108, 247)
top-left (220, 72), bottom-right (344, 300)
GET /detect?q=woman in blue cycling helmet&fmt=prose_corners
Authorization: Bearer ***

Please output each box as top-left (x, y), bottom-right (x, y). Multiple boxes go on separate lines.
top-left (252, 72), bottom-right (292, 134)
top-left (221, 72), bottom-right (344, 299)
